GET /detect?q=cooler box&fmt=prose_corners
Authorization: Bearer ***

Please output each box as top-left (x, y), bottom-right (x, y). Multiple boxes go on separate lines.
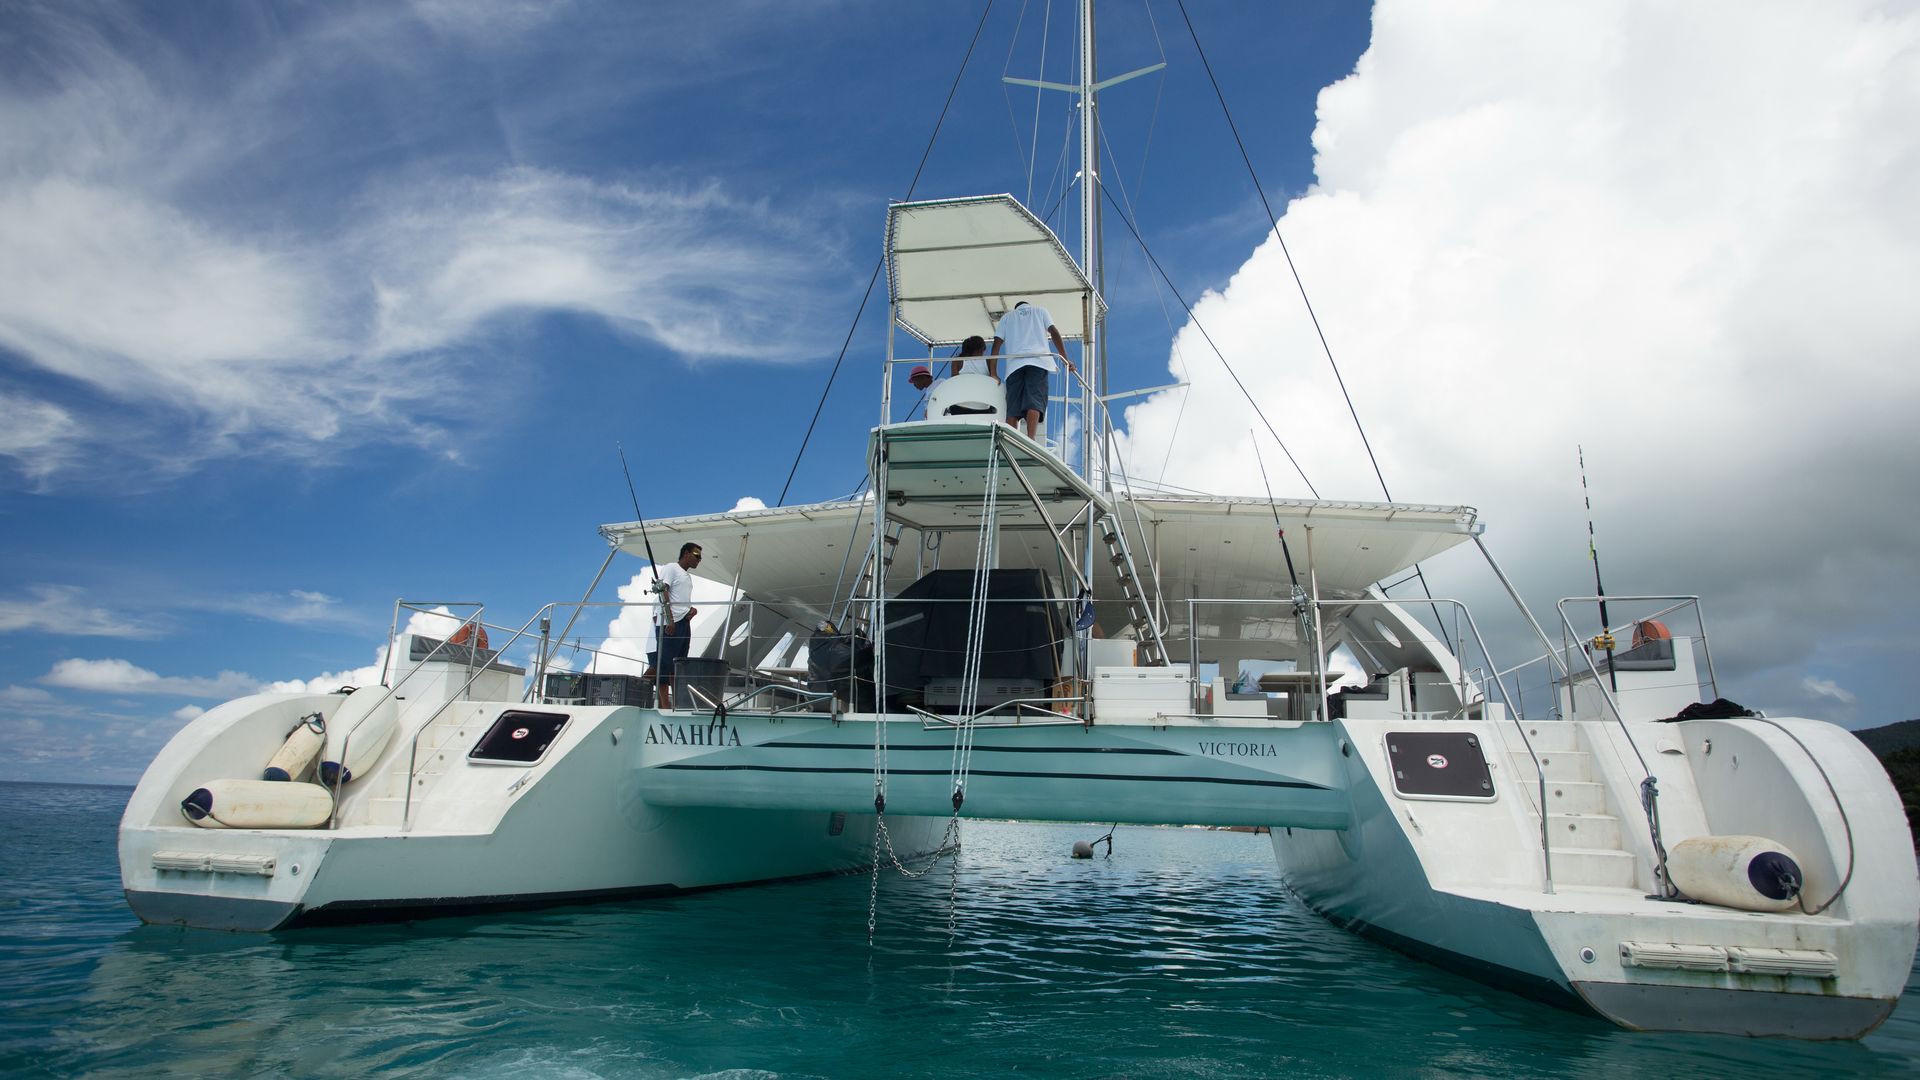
top-left (1092, 665), bottom-right (1191, 722)
top-left (542, 672), bottom-right (586, 704)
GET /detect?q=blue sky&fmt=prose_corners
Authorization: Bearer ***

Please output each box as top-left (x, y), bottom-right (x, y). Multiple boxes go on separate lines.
top-left (4, 0), bottom-right (1917, 784)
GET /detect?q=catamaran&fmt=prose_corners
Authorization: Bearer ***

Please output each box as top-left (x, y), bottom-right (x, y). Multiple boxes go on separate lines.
top-left (119, 0), bottom-right (1915, 1039)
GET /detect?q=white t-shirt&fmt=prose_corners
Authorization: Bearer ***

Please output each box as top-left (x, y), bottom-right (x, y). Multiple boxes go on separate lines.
top-left (994, 304), bottom-right (1058, 374)
top-left (953, 357), bottom-right (991, 376)
top-left (658, 561), bottom-right (695, 623)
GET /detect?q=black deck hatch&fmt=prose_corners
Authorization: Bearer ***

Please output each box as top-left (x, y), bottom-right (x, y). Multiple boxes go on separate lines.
top-left (470, 710), bottom-right (570, 765)
top-left (1385, 731), bottom-right (1495, 800)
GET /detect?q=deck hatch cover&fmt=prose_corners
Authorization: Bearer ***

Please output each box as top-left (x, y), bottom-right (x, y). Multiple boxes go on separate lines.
top-left (1385, 731), bottom-right (1495, 800)
top-left (470, 710), bottom-right (570, 765)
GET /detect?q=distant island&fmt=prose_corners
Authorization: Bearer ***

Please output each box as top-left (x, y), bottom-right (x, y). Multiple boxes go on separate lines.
top-left (1855, 718), bottom-right (1920, 847)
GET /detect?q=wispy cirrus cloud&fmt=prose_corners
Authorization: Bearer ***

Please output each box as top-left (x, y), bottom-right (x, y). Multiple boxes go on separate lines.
top-left (209, 589), bottom-right (371, 630)
top-left (0, 583), bottom-right (373, 638)
top-left (0, 1), bottom-right (846, 488)
top-left (0, 685), bottom-right (57, 706)
top-left (0, 585), bottom-right (161, 638)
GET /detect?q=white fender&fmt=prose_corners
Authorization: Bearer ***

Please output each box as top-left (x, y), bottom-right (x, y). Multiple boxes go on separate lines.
top-left (318, 686), bottom-right (398, 786)
top-left (1668, 834), bottom-right (1804, 912)
top-left (180, 779), bottom-right (333, 829)
top-left (262, 715), bottom-right (325, 782)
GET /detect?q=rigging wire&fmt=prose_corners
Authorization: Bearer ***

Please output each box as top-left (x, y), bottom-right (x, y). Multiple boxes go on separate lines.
top-left (775, 0), bottom-right (998, 507)
top-left (1098, 183), bottom-right (1317, 496)
top-left (998, 0), bottom-right (1042, 205)
top-left (1133, 0), bottom-right (1170, 202)
top-left (1173, 0), bottom-right (1453, 650)
top-left (1087, 77), bottom-right (1194, 487)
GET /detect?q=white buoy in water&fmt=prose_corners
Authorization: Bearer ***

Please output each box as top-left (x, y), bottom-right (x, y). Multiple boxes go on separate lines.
top-left (181, 779), bottom-right (333, 829)
top-left (318, 686), bottom-right (398, 786)
top-left (1071, 840), bottom-right (1094, 859)
top-left (262, 716), bottom-right (324, 782)
top-left (1668, 835), bottom-right (1803, 912)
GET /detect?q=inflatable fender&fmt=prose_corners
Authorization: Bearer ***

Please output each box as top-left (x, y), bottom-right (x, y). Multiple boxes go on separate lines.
top-left (181, 779), bottom-right (333, 829)
top-left (263, 713), bottom-right (325, 782)
top-left (318, 686), bottom-right (399, 786)
top-left (1668, 834), bottom-right (1803, 912)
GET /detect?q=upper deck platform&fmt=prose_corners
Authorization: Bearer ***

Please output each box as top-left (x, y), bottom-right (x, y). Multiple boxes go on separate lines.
top-left (600, 422), bottom-right (1478, 622)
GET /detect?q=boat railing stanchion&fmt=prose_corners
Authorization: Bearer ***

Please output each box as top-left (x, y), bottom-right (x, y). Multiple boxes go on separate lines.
top-left (1334, 595), bottom-right (1554, 894)
top-left (379, 599), bottom-right (403, 688)
top-left (394, 605), bottom-right (549, 831)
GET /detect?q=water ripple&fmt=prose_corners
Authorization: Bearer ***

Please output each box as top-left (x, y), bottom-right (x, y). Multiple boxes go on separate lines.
top-left (0, 785), bottom-right (1915, 1079)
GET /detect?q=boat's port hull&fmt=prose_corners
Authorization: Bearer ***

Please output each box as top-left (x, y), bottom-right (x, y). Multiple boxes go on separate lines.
top-left (122, 806), bottom-right (947, 931)
top-left (119, 678), bottom-right (951, 932)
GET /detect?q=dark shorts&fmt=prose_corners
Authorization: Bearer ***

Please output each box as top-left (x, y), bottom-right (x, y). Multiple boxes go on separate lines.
top-left (1005, 365), bottom-right (1049, 418)
top-left (656, 617), bottom-right (692, 678)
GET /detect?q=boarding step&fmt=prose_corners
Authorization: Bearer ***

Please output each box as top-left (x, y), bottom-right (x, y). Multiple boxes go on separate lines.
top-left (1506, 749), bottom-right (1594, 782)
top-left (365, 796), bottom-right (408, 827)
top-left (1548, 846), bottom-right (1640, 889)
top-left (1517, 722), bottom-right (1582, 753)
top-left (1542, 780), bottom-right (1610, 815)
top-left (1545, 811), bottom-right (1622, 849)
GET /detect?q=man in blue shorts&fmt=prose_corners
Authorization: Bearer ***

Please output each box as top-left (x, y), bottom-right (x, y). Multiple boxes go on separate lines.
top-left (991, 301), bottom-right (1071, 439)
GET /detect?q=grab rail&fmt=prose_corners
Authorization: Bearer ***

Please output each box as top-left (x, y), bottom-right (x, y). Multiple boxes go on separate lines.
top-left (327, 602), bottom-right (486, 829)
top-left (1325, 596), bottom-right (1555, 894)
top-left (395, 604), bottom-right (550, 832)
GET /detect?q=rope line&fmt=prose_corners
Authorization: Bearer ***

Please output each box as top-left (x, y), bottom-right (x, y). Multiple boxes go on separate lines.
top-left (777, 0), bottom-right (998, 507)
top-left (1173, 0), bottom-right (1455, 650)
top-left (1098, 184), bottom-right (1316, 496)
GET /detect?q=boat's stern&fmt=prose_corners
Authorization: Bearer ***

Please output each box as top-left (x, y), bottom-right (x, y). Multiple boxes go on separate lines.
top-left (117, 690), bottom-right (348, 929)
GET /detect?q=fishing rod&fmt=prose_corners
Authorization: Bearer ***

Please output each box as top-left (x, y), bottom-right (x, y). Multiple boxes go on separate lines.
top-left (1251, 431), bottom-right (1319, 679)
top-left (618, 443), bottom-right (678, 680)
top-left (1250, 431), bottom-right (1303, 599)
top-left (618, 443), bottom-right (665, 586)
top-left (1579, 445), bottom-right (1618, 692)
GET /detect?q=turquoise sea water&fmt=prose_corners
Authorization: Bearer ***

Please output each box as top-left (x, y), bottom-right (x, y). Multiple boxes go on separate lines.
top-left (1, 781), bottom-right (1915, 1078)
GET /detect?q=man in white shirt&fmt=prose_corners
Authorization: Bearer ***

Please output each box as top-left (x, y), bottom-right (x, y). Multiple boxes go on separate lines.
top-left (990, 302), bottom-right (1071, 438)
top-left (655, 542), bottom-right (702, 709)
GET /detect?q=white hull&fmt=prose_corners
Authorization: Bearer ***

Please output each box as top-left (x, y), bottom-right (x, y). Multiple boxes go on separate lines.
top-left (1272, 714), bottom-right (1918, 1039)
top-left (119, 652), bottom-right (948, 932)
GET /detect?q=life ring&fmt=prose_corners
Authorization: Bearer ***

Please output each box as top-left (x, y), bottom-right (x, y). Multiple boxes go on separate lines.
top-left (449, 623), bottom-right (490, 650)
top-left (1631, 619), bottom-right (1672, 648)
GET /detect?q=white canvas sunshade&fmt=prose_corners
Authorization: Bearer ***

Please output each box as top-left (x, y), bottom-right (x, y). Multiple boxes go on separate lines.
top-left (886, 194), bottom-right (1104, 346)
top-left (600, 493), bottom-right (1478, 624)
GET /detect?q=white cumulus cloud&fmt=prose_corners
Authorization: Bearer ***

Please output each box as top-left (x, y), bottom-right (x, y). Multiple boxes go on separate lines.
top-left (1115, 0), bottom-right (1920, 724)
top-left (41, 657), bottom-right (262, 698)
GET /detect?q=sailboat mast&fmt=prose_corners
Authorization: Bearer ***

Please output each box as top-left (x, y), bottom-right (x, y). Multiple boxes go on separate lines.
top-left (1078, 0), bottom-right (1101, 486)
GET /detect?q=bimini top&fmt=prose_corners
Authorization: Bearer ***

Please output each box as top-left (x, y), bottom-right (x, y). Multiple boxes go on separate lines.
top-left (886, 194), bottom-right (1105, 347)
top-left (600, 480), bottom-right (1480, 623)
